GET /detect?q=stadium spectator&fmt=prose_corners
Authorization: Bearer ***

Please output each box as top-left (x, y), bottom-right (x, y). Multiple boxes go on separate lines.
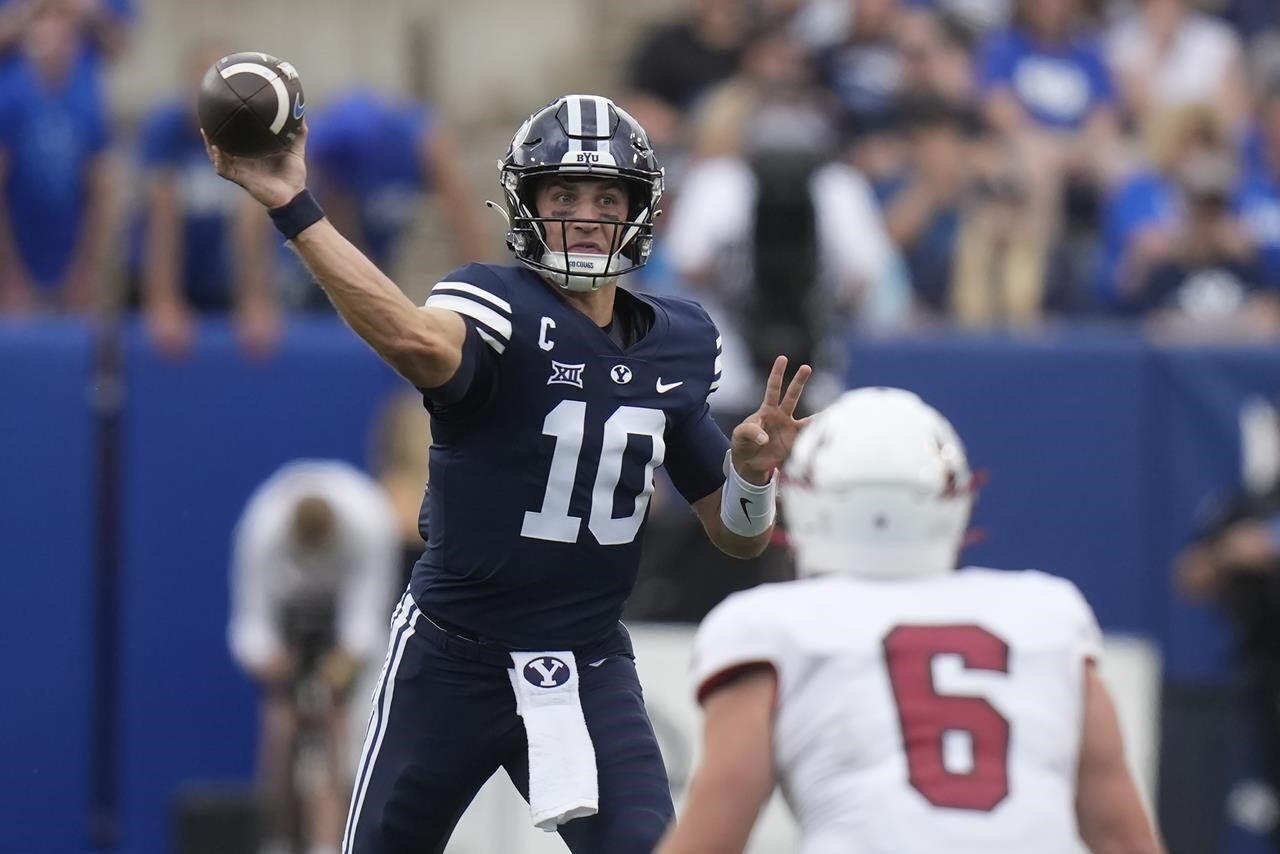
top-left (1095, 104), bottom-right (1258, 324)
top-left (814, 0), bottom-right (906, 131)
top-left (229, 460), bottom-right (399, 854)
top-left (659, 387), bottom-right (1162, 854)
top-left (950, 124), bottom-right (1080, 326)
top-left (975, 0), bottom-right (1119, 277)
top-left (296, 88), bottom-right (484, 307)
top-left (1176, 452), bottom-right (1280, 853)
top-left (977, 0), bottom-right (1117, 145)
top-left (132, 42), bottom-right (279, 358)
top-left (1238, 78), bottom-right (1280, 292)
top-left (893, 4), bottom-right (977, 107)
top-left (0, 0), bottom-right (132, 69)
top-left (625, 0), bottom-right (746, 151)
top-left (1104, 0), bottom-right (1250, 141)
top-left (0, 0), bottom-right (111, 314)
top-left (674, 24), bottom-right (907, 409)
top-left (1136, 150), bottom-right (1277, 342)
top-left (879, 95), bottom-right (975, 320)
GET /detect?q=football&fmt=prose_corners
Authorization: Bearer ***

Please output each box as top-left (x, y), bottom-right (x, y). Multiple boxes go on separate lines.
top-left (198, 51), bottom-right (305, 158)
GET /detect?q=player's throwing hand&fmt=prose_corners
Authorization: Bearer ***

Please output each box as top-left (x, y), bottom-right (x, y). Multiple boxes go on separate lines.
top-left (202, 122), bottom-right (309, 210)
top-left (730, 356), bottom-right (812, 485)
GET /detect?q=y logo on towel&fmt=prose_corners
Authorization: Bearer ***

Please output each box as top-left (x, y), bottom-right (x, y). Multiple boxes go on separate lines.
top-left (523, 656), bottom-right (571, 688)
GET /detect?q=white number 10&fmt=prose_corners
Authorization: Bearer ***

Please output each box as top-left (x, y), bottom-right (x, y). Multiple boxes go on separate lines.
top-left (521, 402), bottom-right (667, 546)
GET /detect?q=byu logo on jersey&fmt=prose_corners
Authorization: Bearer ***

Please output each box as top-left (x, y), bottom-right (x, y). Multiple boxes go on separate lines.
top-left (548, 361), bottom-right (585, 388)
top-left (523, 656), bottom-right (571, 688)
top-left (611, 365), bottom-right (632, 385)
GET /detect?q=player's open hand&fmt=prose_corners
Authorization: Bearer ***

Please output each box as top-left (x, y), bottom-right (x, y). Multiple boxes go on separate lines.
top-left (730, 356), bottom-right (812, 485)
top-left (202, 121), bottom-right (309, 210)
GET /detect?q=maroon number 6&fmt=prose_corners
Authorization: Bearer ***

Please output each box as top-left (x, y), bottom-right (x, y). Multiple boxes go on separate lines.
top-left (882, 624), bottom-right (1011, 811)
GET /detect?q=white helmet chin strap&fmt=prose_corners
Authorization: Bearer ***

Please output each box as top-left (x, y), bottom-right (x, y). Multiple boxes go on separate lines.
top-left (538, 250), bottom-right (634, 293)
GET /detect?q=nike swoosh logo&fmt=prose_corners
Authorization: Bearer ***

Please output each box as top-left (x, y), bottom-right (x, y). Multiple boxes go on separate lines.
top-left (293, 93), bottom-right (305, 120)
top-left (740, 497), bottom-right (752, 521)
top-left (656, 379), bottom-right (683, 393)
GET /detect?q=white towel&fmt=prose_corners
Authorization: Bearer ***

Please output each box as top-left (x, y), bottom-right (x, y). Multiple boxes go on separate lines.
top-left (508, 650), bottom-right (599, 830)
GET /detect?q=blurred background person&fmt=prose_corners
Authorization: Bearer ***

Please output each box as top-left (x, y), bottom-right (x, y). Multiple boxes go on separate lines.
top-left (228, 460), bottom-right (399, 854)
top-left (878, 94), bottom-right (975, 323)
top-left (1238, 76), bottom-right (1280, 294)
top-left (950, 123), bottom-right (1083, 325)
top-left (292, 87), bottom-right (485, 310)
top-left (975, 0), bottom-right (1119, 316)
top-left (0, 0), bottom-right (111, 314)
top-left (1094, 103), bottom-right (1271, 336)
top-left (1104, 0), bottom-right (1250, 143)
top-left (1177, 423), bottom-right (1280, 853)
top-left (624, 0), bottom-right (746, 157)
top-left (1136, 150), bottom-right (1278, 343)
top-left (0, 0), bottom-right (133, 71)
top-left (814, 0), bottom-right (904, 135)
top-left (814, 0), bottom-right (910, 194)
top-left (130, 41), bottom-right (279, 357)
top-left (673, 22), bottom-right (908, 412)
top-left (893, 3), bottom-right (977, 107)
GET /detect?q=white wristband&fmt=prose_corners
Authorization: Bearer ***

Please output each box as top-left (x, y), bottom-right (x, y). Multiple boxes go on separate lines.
top-left (720, 450), bottom-right (777, 538)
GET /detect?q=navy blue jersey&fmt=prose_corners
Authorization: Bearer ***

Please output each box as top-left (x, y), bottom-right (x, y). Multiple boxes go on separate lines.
top-left (409, 263), bottom-right (729, 648)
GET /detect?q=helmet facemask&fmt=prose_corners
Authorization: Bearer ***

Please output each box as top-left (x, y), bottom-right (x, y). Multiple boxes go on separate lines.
top-left (501, 169), bottom-right (658, 293)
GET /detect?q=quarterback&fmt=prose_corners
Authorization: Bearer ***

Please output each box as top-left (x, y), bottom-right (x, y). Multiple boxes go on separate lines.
top-left (207, 94), bottom-right (810, 853)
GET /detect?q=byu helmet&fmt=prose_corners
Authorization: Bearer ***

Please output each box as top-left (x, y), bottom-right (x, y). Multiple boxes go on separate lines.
top-left (781, 387), bottom-right (973, 579)
top-left (497, 95), bottom-right (663, 293)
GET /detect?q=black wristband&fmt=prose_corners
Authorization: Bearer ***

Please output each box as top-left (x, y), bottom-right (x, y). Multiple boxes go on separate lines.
top-left (268, 188), bottom-right (325, 240)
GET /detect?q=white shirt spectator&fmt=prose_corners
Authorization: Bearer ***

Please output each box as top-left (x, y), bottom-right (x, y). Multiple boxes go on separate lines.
top-left (1105, 9), bottom-right (1244, 114)
top-left (228, 459), bottom-right (400, 673)
top-left (666, 156), bottom-right (909, 411)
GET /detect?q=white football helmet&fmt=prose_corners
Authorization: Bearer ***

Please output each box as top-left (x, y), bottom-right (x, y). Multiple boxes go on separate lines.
top-left (781, 387), bottom-right (973, 579)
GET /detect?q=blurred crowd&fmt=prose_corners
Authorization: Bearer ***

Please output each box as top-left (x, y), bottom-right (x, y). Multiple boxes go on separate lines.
top-left (4, 0), bottom-right (1280, 369)
top-left (0, 0), bottom-right (485, 359)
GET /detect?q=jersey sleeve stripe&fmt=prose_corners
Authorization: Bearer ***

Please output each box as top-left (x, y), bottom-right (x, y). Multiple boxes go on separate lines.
top-left (425, 294), bottom-right (513, 342)
top-left (475, 328), bottom-right (506, 355)
top-left (715, 335), bottom-right (722, 351)
top-left (709, 380), bottom-right (721, 392)
top-left (430, 282), bottom-right (513, 314)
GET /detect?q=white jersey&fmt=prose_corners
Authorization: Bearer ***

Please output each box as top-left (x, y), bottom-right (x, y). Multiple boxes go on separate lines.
top-left (228, 460), bottom-right (400, 672)
top-left (691, 567), bottom-right (1102, 854)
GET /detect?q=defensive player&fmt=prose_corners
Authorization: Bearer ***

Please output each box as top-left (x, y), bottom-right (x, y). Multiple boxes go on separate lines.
top-left (207, 94), bottom-right (810, 853)
top-left (659, 388), bottom-right (1163, 854)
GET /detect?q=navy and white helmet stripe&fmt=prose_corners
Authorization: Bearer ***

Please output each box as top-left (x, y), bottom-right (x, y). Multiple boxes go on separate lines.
top-left (562, 94), bottom-right (611, 154)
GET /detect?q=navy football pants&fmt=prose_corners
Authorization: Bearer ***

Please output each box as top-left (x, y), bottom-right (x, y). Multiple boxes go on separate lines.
top-left (342, 591), bottom-right (674, 854)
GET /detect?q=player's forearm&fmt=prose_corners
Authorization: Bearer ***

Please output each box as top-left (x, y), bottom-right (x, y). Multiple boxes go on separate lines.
top-left (1079, 799), bottom-right (1164, 854)
top-left (657, 767), bottom-right (770, 854)
top-left (710, 517), bottom-right (771, 559)
top-left (694, 488), bottom-right (771, 559)
top-left (291, 219), bottom-right (461, 385)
